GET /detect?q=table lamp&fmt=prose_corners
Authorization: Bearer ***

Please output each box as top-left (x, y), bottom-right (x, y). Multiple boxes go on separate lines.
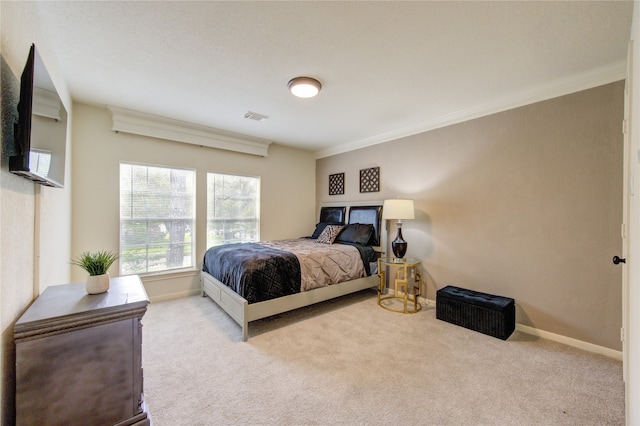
top-left (382, 199), bottom-right (415, 259)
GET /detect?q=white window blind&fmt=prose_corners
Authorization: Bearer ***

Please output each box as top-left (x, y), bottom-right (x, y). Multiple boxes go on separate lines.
top-left (207, 173), bottom-right (259, 247)
top-left (120, 163), bottom-right (195, 274)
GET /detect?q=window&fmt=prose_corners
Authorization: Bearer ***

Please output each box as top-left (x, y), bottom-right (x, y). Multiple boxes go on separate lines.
top-left (207, 173), bottom-right (259, 247)
top-left (120, 163), bottom-right (195, 275)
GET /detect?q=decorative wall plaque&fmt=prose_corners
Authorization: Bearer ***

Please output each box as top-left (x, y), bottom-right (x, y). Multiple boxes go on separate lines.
top-left (359, 167), bottom-right (380, 193)
top-left (329, 173), bottom-right (345, 195)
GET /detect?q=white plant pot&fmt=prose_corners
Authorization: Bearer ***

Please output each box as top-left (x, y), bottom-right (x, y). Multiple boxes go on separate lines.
top-left (86, 273), bottom-right (110, 294)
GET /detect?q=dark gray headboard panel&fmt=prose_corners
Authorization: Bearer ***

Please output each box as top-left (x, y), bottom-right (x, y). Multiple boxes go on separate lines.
top-left (348, 205), bottom-right (383, 247)
top-left (319, 206), bottom-right (346, 224)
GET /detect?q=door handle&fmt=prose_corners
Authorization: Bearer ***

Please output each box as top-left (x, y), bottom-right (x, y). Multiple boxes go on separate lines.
top-left (613, 255), bottom-right (626, 265)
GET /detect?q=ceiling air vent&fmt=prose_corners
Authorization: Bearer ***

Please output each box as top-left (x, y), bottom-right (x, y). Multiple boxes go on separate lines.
top-left (243, 111), bottom-right (269, 122)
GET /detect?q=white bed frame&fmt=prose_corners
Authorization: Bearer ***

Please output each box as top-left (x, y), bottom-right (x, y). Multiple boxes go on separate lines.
top-left (201, 201), bottom-right (386, 341)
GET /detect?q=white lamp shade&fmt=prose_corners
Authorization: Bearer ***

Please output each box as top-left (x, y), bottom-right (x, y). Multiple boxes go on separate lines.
top-left (382, 199), bottom-right (415, 220)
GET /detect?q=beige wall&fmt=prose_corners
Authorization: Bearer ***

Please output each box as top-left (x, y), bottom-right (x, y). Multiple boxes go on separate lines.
top-left (1, 2), bottom-right (74, 424)
top-left (317, 82), bottom-right (624, 351)
top-left (71, 103), bottom-right (316, 301)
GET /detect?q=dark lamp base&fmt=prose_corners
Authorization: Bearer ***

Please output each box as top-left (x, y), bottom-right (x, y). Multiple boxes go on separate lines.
top-left (392, 227), bottom-right (408, 259)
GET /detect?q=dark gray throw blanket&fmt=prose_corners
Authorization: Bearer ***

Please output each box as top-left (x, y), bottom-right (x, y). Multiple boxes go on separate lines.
top-left (202, 243), bottom-right (301, 304)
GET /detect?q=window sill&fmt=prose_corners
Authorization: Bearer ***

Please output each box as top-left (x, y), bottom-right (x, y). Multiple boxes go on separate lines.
top-left (131, 268), bottom-right (200, 283)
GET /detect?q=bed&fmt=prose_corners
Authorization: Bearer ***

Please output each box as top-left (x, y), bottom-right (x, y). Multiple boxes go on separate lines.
top-left (201, 202), bottom-right (385, 340)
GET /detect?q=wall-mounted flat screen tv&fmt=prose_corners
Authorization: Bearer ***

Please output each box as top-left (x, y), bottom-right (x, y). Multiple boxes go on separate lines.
top-left (10, 44), bottom-right (67, 188)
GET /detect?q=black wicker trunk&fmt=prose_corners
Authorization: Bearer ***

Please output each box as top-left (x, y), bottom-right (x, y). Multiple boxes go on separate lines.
top-left (436, 285), bottom-right (515, 340)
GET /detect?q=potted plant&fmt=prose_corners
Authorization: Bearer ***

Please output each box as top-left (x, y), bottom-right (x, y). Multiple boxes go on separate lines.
top-left (71, 250), bottom-right (119, 294)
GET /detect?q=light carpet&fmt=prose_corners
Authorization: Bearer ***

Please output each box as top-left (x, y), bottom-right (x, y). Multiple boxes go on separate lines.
top-left (141, 290), bottom-right (624, 425)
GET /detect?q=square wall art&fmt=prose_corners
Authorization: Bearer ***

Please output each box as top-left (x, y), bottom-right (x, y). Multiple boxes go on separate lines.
top-left (329, 172), bottom-right (345, 195)
top-left (360, 167), bottom-right (380, 193)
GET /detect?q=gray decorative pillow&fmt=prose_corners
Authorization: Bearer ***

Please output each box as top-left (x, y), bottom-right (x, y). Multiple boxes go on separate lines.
top-left (316, 225), bottom-right (343, 244)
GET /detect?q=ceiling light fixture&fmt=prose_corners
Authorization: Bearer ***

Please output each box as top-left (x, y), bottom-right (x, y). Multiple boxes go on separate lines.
top-left (288, 77), bottom-right (322, 98)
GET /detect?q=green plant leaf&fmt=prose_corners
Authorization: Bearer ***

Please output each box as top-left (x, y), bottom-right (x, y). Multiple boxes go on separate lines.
top-left (71, 250), bottom-right (119, 276)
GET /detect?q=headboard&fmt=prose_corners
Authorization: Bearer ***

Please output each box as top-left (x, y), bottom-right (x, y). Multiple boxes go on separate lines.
top-left (318, 206), bottom-right (346, 224)
top-left (319, 202), bottom-right (385, 251)
top-left (348, 206), bottom-right (383, 247)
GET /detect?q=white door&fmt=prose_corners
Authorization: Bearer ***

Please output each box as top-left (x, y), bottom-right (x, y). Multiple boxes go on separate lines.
top-left (621, 41), bottom-right (632, 388)
top-left (622, 38), bottom-right (638, 425)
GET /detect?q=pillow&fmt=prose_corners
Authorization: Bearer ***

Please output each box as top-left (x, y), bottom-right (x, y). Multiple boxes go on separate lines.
top-left (335, 223), bottom-right (374, 245)
top-left (316, 225), bottom-right (343, 244)
top-left (311, 222), bottom-right (341, 239)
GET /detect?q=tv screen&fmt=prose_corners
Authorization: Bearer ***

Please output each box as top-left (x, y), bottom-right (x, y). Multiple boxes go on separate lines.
top-left (10, 44), bottom-right (67, 188)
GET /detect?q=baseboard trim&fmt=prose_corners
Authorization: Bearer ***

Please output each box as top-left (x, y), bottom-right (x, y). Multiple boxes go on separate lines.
top-left (515, 324), bottom-right (622, 361)
top-left (149, 289), bottom-right (201, 303)
top-left (421, 297), bottom-right (435, 307)
top-left (422, 296), bottom-right (621, 360)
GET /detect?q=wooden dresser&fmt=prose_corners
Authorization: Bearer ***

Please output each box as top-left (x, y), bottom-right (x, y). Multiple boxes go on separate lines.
top-left (14, 275), bottom-right (151, 426)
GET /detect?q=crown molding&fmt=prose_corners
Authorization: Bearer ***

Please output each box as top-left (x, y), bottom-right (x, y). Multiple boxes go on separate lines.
top-left (109, 106), bottom-right (272, 157)
top-left (315, 60), bottom-right (627, 159)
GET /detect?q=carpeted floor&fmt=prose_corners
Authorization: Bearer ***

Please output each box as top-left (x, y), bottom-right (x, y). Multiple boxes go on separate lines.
top-left (141, 290), bottom-right (624, 425)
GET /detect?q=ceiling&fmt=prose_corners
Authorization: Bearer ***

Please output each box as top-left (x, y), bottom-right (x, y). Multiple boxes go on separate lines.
top-left (36, 1), bottom-right (633, 157)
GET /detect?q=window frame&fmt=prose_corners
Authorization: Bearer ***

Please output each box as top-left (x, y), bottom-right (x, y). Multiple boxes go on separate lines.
top-left (119, 161), bottom-right (196, 276)
top-left (206, 171), bottom-right (260, 248)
